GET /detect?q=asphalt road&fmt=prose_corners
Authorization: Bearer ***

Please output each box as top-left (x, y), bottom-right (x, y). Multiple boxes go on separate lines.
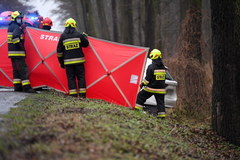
top-left (0, 88), bottom-right (30, 115)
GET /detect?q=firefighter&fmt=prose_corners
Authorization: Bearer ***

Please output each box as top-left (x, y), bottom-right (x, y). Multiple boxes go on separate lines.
top-left (135, 49), bottom-right (167, 118)
top-left (57, 18), bottom-right (89, 97)
top-left (8, 11), bottom-right (36, 93)
top-left (42, 17), bottom-right (53, 30)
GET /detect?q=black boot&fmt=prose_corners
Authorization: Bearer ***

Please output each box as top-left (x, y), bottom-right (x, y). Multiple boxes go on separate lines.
top-left (14, 84), bottom-right (23, 92)
top-left (70, 94), bottom-right (78, 97)
top-left (23, 85), bottom-right (37, 93)
top-left (79, 93), bottom-right (86, 98)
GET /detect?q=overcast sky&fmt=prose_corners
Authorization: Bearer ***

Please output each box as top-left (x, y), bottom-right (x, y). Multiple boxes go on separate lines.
top-left (21, 0), bottom-right (64, 31)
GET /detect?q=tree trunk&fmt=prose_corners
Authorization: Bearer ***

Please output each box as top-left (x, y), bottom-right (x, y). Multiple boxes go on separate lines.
top-left (144, 0), bottom-right (156, 50)
top-left (132, 0), bottom-right (141, 45)
top-left (111, 0), bottom-right (118, 42)
top-left (160, 0), bottom-right (181, 57)
top-left (80, 0), bottom-right (96, 35)
top-left (95, 0), bottom-right (110, 39)
top-left (180, 0), bottom-right (191, 22)
top-left (139, 0), bottom-right (146, 47)
top-left (211, 0), bottom-right (240, 146)
top-left (71, 0), bottom-right (86, 32)
top-left (201, 0), bottom-right (212, 63)
top-left (54, 0), bottom-right (200, 58)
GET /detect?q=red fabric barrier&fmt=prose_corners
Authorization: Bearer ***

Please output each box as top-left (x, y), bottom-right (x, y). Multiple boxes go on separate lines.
top-left (0, 27), bottom-right (149, 108)
top-left (0, 28), bottom-right (13, 87)
top-left (25, 28), bottom-right (68, 93)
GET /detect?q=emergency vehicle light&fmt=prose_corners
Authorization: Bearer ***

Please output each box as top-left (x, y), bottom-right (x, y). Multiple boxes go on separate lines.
top-left (30, 17), bottom-right (38, 20)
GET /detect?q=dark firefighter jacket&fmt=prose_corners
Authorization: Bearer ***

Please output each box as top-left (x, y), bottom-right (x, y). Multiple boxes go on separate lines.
top-left (142, 58), bottom-right (167, 94)
top-left (8, 21), bottom-right (25, 58)
top-left (57, 27), bottom-right (89, 66)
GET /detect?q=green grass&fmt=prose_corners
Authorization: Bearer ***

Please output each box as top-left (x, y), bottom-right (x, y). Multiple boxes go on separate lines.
top-left (0, 91), bottom-right (240, 160)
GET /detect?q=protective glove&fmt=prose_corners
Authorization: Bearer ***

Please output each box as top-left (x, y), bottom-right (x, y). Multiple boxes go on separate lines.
top-left (58, 58), bottom-right (65, 69)
top-left (60, 63), bottom-right (65, 69)
top-left (20, 23), bottom-right (26, 30)
top-left (82, 32), bottom-right (88, 38)
top-left (140, 83), bottom-right (144, 89)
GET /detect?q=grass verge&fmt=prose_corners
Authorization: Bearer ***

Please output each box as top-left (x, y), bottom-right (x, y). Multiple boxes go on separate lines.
top-left (0, 91), bottom-right (240, 160)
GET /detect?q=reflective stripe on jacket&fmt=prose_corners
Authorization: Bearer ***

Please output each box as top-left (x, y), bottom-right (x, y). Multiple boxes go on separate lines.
top-left (143, 59), bottom-right (167, 94)
top-left (64, 57), bottom-right (86, 65)
top-left (143, 87), bottom-right (166, 94)
top-left (57, 28), bottom-right (89, 66)
top-left (8, 21), bottom-right (25, 58)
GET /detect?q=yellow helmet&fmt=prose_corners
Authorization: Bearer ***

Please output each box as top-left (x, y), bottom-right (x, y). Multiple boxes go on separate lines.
top-left (149, 49), bottom-right (162, 59)
top-left (11, 11), bottom-right (23, 21)
top-left (65, 18), bottom-right (76, 28)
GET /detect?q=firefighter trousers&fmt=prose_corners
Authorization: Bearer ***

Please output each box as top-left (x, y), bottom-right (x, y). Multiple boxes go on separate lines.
top-left (11, 58), bottom-right (31, 91)
top-left (136, 90), bottom-right (165, 113)
top-left (65, 64), bottom-right (86, 97)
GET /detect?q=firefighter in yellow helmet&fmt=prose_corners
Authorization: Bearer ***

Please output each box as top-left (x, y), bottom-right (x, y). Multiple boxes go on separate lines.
top-left (135, 49), bottom-right (167, 118)
top-left (8, 11), bottom-right (36, 93)
top-left (57, 18), bottom-right (89, 97)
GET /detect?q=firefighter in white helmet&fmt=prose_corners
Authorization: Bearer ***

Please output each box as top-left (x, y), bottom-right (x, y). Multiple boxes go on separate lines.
top-left (135, 49), bottom-right (167, 118)
top-left (57, 18), bottom-right (89, 97)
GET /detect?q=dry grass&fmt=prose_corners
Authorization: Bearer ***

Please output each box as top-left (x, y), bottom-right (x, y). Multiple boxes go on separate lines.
top-left (0, 91), bottom-right (240, 160)
top-left (164, 7), bottom-right (212, 122)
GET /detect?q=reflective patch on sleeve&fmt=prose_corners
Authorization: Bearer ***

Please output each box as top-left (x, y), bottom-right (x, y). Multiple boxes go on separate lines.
top-left (142, 79), bottom-right (149, 85)
top-left (12, 37), bottom-right (20, 44)
top-left (8, 33), bottom-right (13, 43)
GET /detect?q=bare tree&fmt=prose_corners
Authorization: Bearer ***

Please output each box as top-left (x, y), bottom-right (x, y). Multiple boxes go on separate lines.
top-left (53, 0), bottom-right (183, 56)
